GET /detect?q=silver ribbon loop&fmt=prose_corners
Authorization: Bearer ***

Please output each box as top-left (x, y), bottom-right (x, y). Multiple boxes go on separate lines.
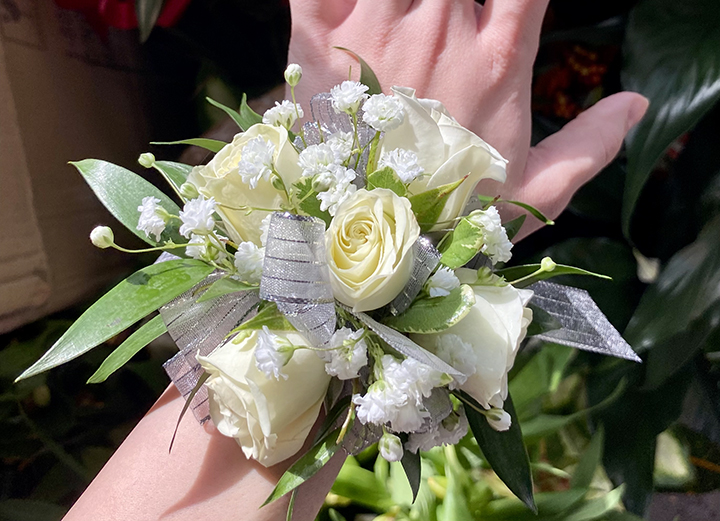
top-left (160, 270), bottom-right (260, 422)
top-left (389, 236), bottom-right (442, 315)
top-left (529, 281), bottom-right (641, 362)
top-left (260, 212), bottom-right (337, 347)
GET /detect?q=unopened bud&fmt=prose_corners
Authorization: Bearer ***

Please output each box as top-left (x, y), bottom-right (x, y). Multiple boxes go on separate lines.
top-left (379, 431), bottom-right (403, 462)
top-left (284, 63), bottom-right (302, 87)
top-left (180, 182), bottom-right (200, 200)
top-left (540, 256), bottom-right (557, 272)
top-left (485, 407), bottom-right (511, 432)
top-left (271, 176), bottom-right (285, 191)
top-left (90, 226), bottom-right (114, 249)
top-left (138, 152), bottom-right (156, 169)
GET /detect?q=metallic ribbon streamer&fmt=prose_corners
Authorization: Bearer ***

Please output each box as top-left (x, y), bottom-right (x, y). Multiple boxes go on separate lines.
top-left (259, 212), bottom-right (337, 347)
top-left (529, 281), bottom-right (641, 362)
top-left (389, 236), bottom-right (441, 315)
top-left (160, 270), bottom-right (260, 422)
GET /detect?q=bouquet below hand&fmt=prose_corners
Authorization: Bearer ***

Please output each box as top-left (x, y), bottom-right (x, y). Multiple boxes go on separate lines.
top-left (17, 57), bottom-right (639, 512)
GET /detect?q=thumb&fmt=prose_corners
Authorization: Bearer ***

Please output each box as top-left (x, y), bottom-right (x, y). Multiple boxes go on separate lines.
top-left (522, 92), bottom-right (649, 223)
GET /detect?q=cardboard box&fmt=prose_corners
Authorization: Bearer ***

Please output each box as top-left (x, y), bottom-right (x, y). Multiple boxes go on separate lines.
top-left (0, 0), bottom-right (154, 333)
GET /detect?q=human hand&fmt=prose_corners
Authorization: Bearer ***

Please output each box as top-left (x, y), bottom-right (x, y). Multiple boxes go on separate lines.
top-left (287, 0), bottom-right (648, 238)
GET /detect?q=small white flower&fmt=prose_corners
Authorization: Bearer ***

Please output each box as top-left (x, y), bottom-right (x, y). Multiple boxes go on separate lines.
top-left (90, 226), bottom-right (114, 249)
top-left (234, 242), bottom-right (265, 283)
top-left (352, 380), bottom-right (407, 426)
top-left (330, 80), bottom-right (369, 114)
top-left (485, 407), bottom-right (511, 431)
top-left (237, 137), bottom-right (276, 189)
top-left (434, 334), bottom-right (477, 389)
top-left (255, 326), bottom-right (294, 380)
top-left (378, 148), bottom-right (424, 183)
top-left (259, 214), bottom-right (272, 247)
top-left (262, 100), bottom-right (303, 130)
top-left (385, 356), bottom-right (443, 405)
top-left (284, 63), bottom-right (302, 86)
top-left (317, 167), bottom-right (357, 216)
top-left (324, 327), bottom-right (368, 380)
top-left (298, 143), bottom-right (338, 178)
top-left (391, 401), bottom-right (431, 432)
top-left (327, 131), bottom-right (354, 163)
top-left (362, 93), bottom-right (405, 132)
top-left (427, 267), bottom-right (461, 298)
top-left (467, 206), bottom-right (513, 264)
top-left (379, 431), bottom-right (404, 462)
top-left (406, 408), bottom-right (469, 453)
top-left (179, 197), bottom-right (216, 238)
top-left (137, 196), bottom-right (167, 241)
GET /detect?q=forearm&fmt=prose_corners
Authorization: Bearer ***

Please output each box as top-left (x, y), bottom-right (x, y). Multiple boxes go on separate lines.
top-left (64, 385), bottom-right (344, 521)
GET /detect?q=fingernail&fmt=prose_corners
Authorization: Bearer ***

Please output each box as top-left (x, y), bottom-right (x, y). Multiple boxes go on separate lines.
top-left (627, 95), bottom-right (650, 129)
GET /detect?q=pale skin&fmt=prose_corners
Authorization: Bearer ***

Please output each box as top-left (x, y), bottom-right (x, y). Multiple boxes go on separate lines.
top-left (64, 1), bottom-right (648, 520)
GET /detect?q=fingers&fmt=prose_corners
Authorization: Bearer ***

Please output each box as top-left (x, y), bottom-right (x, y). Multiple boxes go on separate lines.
top-left (479, 0), bottom-right (551, 57)
top-left (288, 0), bottom-right (357, 29)
top-left (522, 92), bottom-right (649, 222)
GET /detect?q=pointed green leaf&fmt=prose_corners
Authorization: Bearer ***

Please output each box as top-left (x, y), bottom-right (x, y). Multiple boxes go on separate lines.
top-left (366, 167), bottom-right (408, 197)
top-left (459, 392), bottom-right (536, 512)
top-left (232, 302), bottom-right (294, 334)
top-left (293, 178), bottom-right (332, 225)
top-left (563, 486), bottom-right (625, 521)
top-left (169, 371), bottom-right (210, 453)
top-left (263, 428), bottom-right (343, 505)
top-left (331, 461), bottom-right (395, 511)
top-left (496, 263), bottom-right (611, 288)
top-left (87, 315), bottom-right (167, 384)
top-left (240, 93), bottom-right (263, 130)
top-left (71, 159), bottom-right (183, 246)
top-left (504, 215), bottom-right (526, 241)
top-left (481, 490), bottom-right (585, 520)
top-left (478, 195), bottom-right (554, 225)
top-left (135, 0), bottom-right (163, 42)
top-left (401, 448), bottom-right (422, 503)
top-left (383, 285), bottom-right (475, 334)
top-left (439, 215), bottom-right (485, 269)
top-left (571, 426), bottom-right (605, 490)
top-left (152, 160), bottom-right (193, 195)
top-left (16, 260), bottom-right (214, 381)
top-left (621, 0), bottom-right (720, 237)
top-left (151, 138), bottom-right (227, 153)
top-left (206, 97), bottom-right (245, 129)
top-left (195, 277), bottom-right (258, 303)
top-left (333, 47), bottom-right (383, 95)
top-left (409, 178), bottom-right (465, 232)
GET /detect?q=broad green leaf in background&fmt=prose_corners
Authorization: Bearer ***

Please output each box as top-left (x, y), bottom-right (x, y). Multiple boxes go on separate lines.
top-left (621, 0), bottom-right (720, 237)
top-left (480, 490), bottom-right (585, 520)
top-left (151, 138), bottom-right (227, 153)
top-left (504, 215), bottom-right (526, 241)
top-left (366, 167), bottom-right (408, 197)
top-left (195, 277), bottom-right (258, 303)
top-left (459, 392), bottom-right (536, 512)
top-left (135, 0), bottom-right (164, 42)
top-left (571, 427), bottom-right (605, 490)
top-left (438, 214), bottom-right (486, 269)
top-left (562, 486), bottom-right (624, 521)
top-left (86, 315), bottom-right (167, 384)
top-left (264, 429), bottom-right (343, 505)
top-left (152, 160), bottom-right (193, 197)
top-left (383, 285), bottom-right (475, 334)
top-left (333, 47), bottom-right (383, 95)
top-left (71, 159), bottom-right (183, 246)
top-left (15, 260), bottom-right (214, 381)
top-left (496, 263), bottom-right (611, 288)
top-left (331, 459), bottom-right (395, 511)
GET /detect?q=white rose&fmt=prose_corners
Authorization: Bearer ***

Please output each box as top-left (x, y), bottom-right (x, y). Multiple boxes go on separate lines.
top-left (380, 87), bottom-right (507, 230)
top-left (197, 329), bottom-right (331, 467)
top-left (188, 124), bottom-right (302, 246)
top-left (326, 188), bottom-right (420, 312)
top-left (412, 268), bottom-right (532, 410)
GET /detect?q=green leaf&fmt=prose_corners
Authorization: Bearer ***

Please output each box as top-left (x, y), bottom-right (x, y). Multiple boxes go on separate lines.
top-left (563, 486), bottom-right (624, 521)
top-left (86, 315), bottom-right (167, 383)
top-left (16, 260), bottom-right (214, 381)
top-left (71, 159), bottom-right (183, 246)
top-left (477, 195), bottom-right (554, 225)
top-left (366, 167), bottom-right (408, 197)
top-left (525, 303), bottom-right (562, 337)
top-left (439, 215), bottom-right (485, 269)
top-left (0, 499), bottom-right (67, 521)
top-left (409, 178), bottom-right (465, 233)
top-left (206, 95), bottom-right (262, 131)
top-left (152, 160), bottom-right (193, 195)
top-left (151, 138), bottom-right (227, 153)
top-left (401, 448), bottom-right (422, 503)
top-left (481, 490), bottom-right (585, 520)
top-left (293, 178), bottom-right (332, 225)
top-left (459, 392), bottom-right (536, 512)
top-left (331, 460), bottom-right (395, 511)
top-left (195, 277), bottom-right (258, 303)
top-left (571, 426), bottom-right (605, 490)
top-left (496, 263), bottom-right (611, 288)
top-left (333, 47), bottom-right (383, 95)
top-left (169, 371), bottom-right (210, 453)
top-left (383, 285), bottom-right (475, 334)
top-left (621, 0), bottom-right (720, 236)
top-left (232, 302), bottom-right (294, 334)
top-left (328, 508), bottom-right (348, 521)
top-left (135, 0), bottom-right (164, 42)
top-left (264, 428), bottom-right (343, 505)
top-left (504, 215), bottom-right (526, 241)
